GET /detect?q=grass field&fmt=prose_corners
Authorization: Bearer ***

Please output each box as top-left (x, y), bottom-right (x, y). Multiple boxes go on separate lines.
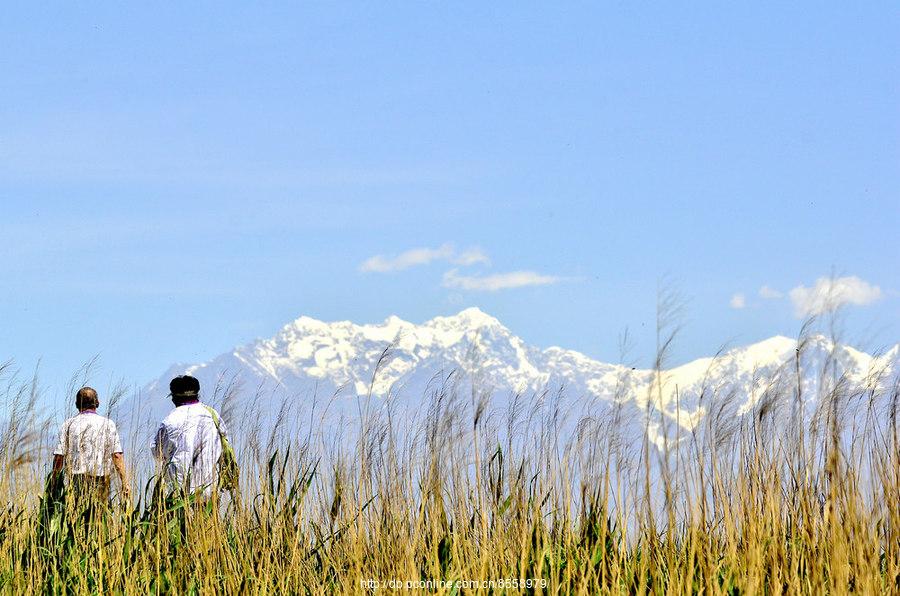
top-left (1, 332), bottom-right (898, 595)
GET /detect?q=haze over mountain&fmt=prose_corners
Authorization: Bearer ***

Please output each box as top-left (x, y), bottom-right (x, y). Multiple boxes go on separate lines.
top-left (137, 309), bottom-right (899, 451)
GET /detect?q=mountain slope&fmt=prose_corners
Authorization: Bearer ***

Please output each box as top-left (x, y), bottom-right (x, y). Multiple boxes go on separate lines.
top-left (139, 308), bottom-right (899, 448)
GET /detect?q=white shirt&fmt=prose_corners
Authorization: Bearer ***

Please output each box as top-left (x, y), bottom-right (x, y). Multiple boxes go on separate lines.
top-left (53, 411), bottom-right (123, 477)
top-left (152, 402), bottom-right (226, 494)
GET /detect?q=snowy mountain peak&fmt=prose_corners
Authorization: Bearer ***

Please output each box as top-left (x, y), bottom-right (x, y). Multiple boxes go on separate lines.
top-left (279, 309), bottom-right (506, 344)
top-left (287, 315), bottom-right (336, 332)
top-left (383, 314), bottom-right (406, 327)
top-left (734, 335), bottom-right (797, 362)
top-left (424, 307), bottom-right (505, 335)
top-left (144, 310), bottom-right (898, 449)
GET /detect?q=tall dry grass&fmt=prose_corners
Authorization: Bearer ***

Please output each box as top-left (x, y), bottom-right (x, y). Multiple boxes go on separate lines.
top-left (0, 324), bottom-right (898, 594)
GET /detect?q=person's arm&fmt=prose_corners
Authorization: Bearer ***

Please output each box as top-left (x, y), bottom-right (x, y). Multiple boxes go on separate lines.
top-left (108, 422), bottom-right (131, 501)
top-left (152, 424), bottom-right (171, 462)
top-left (112, 452), bottom-right (130, 500)
top-left (48, 422), bottom-right (68, 495)
top-left (52, 420), bottom-right (68, 474)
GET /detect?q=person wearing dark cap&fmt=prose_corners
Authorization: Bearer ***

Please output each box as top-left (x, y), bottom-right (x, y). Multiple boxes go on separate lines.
top-left (152, 375), bottom-right (230, 497)
top-left (52, 386), bottom-right (131, 506)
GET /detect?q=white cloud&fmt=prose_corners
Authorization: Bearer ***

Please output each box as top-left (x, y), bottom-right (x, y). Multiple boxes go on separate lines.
top-left (452, 247), bottom-right (490, 267)
top-left (360, 244), bottom-right (490, 273)
top-left (729, 293), bottom-right (747, 309)
top-left (788, 276), bottom-right (883, 317)
top-left (442, 269), bottom-right (561, 292)
top-left (758, 285), bottom-right (783, 299)
top-left (360, 243), bottom-right (462, 273)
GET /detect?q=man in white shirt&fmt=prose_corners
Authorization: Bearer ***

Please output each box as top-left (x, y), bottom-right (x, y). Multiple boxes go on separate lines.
top-left (52, 387), bottom-right (130, 503)
top-left (152, 375), bottom-right (228, 497)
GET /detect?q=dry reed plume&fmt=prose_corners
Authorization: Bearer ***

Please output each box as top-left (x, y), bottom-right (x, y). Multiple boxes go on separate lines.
top-left (0, 319), bottom-right (898, 595)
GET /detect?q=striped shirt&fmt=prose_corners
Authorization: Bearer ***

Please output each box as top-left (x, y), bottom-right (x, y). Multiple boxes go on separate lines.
top-left (53, 411), bottom-right (123, 476)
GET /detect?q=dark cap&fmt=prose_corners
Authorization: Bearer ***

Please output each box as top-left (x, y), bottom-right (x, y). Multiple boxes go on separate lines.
top-left (169, 375), bottom-right (200, 398)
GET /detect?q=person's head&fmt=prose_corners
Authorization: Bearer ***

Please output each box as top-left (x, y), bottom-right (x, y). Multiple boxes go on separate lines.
top-left (169, 375), bottom-right (201, 406)
top-left (75, 387), bottom-right (99, 411)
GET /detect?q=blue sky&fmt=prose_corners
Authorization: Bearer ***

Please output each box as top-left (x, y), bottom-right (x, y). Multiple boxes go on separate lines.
top-left (1, 3), bottom-right (898, 394)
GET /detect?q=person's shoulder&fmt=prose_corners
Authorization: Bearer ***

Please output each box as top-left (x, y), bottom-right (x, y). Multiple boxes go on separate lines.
top-left (98, 415), bottom-right (119, 429)
top-left (162, 403), bottom-right (209, 424)
top-left (161, 408), bottom-right (183, 425)
top-left (190, 402), bottom-right (218, 419)
top-left (180, 403), bottom-right (218, 428)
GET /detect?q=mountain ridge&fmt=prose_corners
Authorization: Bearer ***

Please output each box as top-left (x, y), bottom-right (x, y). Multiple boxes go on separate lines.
top-left (141, 308), bottom-right (899, 449)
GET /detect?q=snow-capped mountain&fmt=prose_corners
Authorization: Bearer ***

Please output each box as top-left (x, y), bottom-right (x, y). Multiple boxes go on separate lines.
top-left (137, 308), bottom-right (899, 449)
